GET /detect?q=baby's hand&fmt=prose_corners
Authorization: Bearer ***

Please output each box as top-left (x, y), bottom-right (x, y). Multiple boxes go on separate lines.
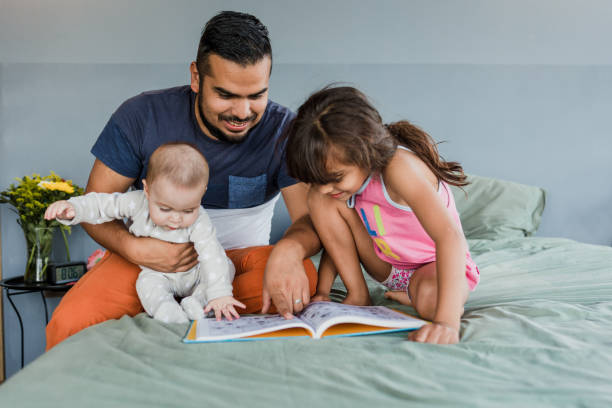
top-left (44, 200), bottom-right (76, 221)
top-left (204, 296), bottom-right (246, 321)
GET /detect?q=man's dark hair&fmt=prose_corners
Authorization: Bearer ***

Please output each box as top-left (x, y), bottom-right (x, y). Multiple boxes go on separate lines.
top-left (196, 11), bottom-right (272, 76)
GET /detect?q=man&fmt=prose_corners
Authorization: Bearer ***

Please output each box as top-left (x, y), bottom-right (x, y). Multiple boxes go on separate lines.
top-left (46, 11), bottom-right (321, 349)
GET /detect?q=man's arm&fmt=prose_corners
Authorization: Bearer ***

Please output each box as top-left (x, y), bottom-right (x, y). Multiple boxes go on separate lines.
top-left (262, 182), bottom-right (322, 318)
top-left (82, 159), bottom-right (198, 272)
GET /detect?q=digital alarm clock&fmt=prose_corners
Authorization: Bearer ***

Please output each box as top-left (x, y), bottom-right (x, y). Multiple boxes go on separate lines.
top-left (47, 262), bottom-right (87, 285)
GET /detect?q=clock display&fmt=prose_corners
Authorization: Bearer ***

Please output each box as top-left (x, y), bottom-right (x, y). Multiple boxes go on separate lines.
top-left (48, 262), bottom-right (87, 284)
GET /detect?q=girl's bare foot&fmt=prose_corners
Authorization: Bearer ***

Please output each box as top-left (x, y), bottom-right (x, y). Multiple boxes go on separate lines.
top-left (384, 290), bottom-right (412, 306)
top-left (311, 293), bottom-right (332, 302)
top-left (342, 292), bottom-right (371, 306)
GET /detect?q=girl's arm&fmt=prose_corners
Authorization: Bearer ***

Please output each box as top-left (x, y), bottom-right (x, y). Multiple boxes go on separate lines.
top-left (384, 150), bottom-right (468, 342)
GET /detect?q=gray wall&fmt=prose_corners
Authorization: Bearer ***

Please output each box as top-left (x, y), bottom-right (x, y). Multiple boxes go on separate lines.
top-left (1, 0), bottom-right (611, 379)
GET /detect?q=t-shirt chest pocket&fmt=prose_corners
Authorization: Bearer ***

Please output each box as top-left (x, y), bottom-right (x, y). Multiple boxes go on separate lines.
top-left (228, 174), bottom-right (267, 208)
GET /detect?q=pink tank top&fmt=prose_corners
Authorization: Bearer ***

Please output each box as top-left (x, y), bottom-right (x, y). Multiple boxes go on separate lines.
top-left (349, 168), bottom-right (479, 287)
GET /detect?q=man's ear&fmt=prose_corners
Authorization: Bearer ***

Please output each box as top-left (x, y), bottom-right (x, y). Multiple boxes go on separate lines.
top-left (190, 62), bottom-right (200, 94)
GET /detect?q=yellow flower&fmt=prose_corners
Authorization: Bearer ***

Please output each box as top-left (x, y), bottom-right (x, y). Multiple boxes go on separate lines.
top-left (38, 181), bottom-right (75, 194)
top-left (2, 172), bottom-right (83, 228)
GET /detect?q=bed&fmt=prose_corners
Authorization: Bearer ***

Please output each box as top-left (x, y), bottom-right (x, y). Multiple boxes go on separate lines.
top-left (1, 175), bottom-right (611, 407)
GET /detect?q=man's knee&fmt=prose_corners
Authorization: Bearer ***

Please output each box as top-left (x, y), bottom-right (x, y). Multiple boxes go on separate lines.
top-left (46, 289), bottom-right (143, 350)
top-left (46, 297), bottom-right (95, 350)
top-left (237, 245), bottom-right (274, 274)
top-left (235, 245), bottom-right (316, 288)
top-left (229, 245), bottom-right (318, 312)
top-left (46, 252), bottom-right (142, 350)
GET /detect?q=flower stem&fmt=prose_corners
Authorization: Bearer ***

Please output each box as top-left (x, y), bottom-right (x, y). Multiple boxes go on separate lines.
top-left (27, 242), bottom-right (36, 268)
top-left (60, 227), bottom-right (71, 262)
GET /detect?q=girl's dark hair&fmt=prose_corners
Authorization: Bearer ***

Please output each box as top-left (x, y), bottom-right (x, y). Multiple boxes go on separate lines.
top-left (285, 85), bottom-right (468, 187)
top-left (196, 11), bottom-right (272, 76)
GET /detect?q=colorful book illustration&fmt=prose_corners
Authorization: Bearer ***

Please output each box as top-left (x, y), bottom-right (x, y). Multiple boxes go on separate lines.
top-left (183, 301), bottom-right (426, 343)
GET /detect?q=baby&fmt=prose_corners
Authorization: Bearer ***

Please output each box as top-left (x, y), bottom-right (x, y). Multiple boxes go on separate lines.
top-left (45, 142), bottom-right (245, 323)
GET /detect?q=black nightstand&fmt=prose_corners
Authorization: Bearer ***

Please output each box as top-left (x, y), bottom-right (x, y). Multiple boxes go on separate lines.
top-left (0, 277), bottom-right (73, 368)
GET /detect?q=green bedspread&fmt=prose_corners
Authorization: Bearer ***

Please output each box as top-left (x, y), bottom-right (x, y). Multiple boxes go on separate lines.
top-left (2, 237), bottom-right (612, 407)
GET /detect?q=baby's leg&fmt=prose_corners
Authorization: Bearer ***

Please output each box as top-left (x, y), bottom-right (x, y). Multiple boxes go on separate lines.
top-left (136, 269), bottom-right (188, 324)
top-left (308, 189), bottom-right (391, 306)
top-left (180, 274), bottom-right (207, 321)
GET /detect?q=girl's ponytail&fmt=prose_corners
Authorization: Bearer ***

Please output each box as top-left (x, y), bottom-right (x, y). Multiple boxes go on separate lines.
top-left (385, 121), bottom-right (468, 187)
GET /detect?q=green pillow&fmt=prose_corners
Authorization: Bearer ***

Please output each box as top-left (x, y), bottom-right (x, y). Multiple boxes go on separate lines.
top-left (450, 174), bottom-right (546, 240)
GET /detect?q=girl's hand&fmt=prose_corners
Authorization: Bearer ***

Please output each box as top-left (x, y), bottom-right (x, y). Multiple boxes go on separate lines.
top-left (408, 321), bottom-right (459, 344)
top-left (44, 200), bottom-right (76, 221)
top-left (204, 296), bottom-right (246, 321)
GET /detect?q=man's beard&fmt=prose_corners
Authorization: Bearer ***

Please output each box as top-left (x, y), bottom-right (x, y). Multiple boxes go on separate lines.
top-left (197, 87), bottom-right (258, 144)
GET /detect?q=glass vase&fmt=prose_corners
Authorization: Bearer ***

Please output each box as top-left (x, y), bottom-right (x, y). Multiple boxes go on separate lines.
top-left (23, 224), bottom-right (56, 283)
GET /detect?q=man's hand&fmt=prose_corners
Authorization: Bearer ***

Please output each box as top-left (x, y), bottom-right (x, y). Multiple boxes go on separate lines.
top-left (128, 237), bottom-right (198, 272)
top-left (264, 183), bottom-right (320, 319)
top-left (261, 241), bottom-right (310, 319)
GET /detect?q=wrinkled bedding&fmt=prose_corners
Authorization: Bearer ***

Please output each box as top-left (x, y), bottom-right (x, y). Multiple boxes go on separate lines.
top-left (1, 237), bottom-right (611, 407)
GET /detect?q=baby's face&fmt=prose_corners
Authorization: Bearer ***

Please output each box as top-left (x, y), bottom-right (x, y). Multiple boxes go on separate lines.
top-left (144, 177), bottom-right (206, 230)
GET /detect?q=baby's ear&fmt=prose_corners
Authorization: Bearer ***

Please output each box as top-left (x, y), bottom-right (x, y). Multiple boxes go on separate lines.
top-left (142, 179), bottom-right (149, 196)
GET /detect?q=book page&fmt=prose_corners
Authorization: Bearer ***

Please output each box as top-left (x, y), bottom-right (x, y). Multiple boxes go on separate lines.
top-left (194, 314), bottom-right (313, 341)
top-left (297, 301), bottom-right (425, 338)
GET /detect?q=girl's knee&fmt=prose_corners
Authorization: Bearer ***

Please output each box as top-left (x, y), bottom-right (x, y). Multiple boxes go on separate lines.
top-left (306, 188), bottom-right (326, 209)
top-left (307, 188), bottom-right (346, 215)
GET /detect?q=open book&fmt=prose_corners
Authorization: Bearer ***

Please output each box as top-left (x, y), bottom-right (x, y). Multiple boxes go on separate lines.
top-left (183, 301), bottom-right (426, 343)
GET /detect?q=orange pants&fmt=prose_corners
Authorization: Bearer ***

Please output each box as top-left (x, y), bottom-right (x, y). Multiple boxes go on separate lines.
top-left (46, 245), bottom-right (317, 350)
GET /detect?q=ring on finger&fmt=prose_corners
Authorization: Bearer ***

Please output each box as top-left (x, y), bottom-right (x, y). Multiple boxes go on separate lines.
top-left (294, 298), bottom-right (302, 305)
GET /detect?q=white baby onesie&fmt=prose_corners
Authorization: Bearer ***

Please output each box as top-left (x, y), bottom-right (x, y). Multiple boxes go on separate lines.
top-left (59, 190), bottom-right (235, 323)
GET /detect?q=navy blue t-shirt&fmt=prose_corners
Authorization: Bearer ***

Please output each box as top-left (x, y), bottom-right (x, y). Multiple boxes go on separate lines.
top-left (91, 86), bottom-right (297, 210)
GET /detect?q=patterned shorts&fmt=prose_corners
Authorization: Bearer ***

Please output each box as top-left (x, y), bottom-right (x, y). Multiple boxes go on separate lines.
top-left (381, 266), bottom-right (416, 292)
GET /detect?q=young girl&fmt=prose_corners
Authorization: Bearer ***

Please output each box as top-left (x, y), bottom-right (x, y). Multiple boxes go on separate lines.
top-left (285, 86), bottom-right (479, 344)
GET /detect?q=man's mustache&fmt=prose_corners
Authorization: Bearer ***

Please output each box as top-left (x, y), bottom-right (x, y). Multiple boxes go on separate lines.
top-left (219, 113), bottom-right (257, 122)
